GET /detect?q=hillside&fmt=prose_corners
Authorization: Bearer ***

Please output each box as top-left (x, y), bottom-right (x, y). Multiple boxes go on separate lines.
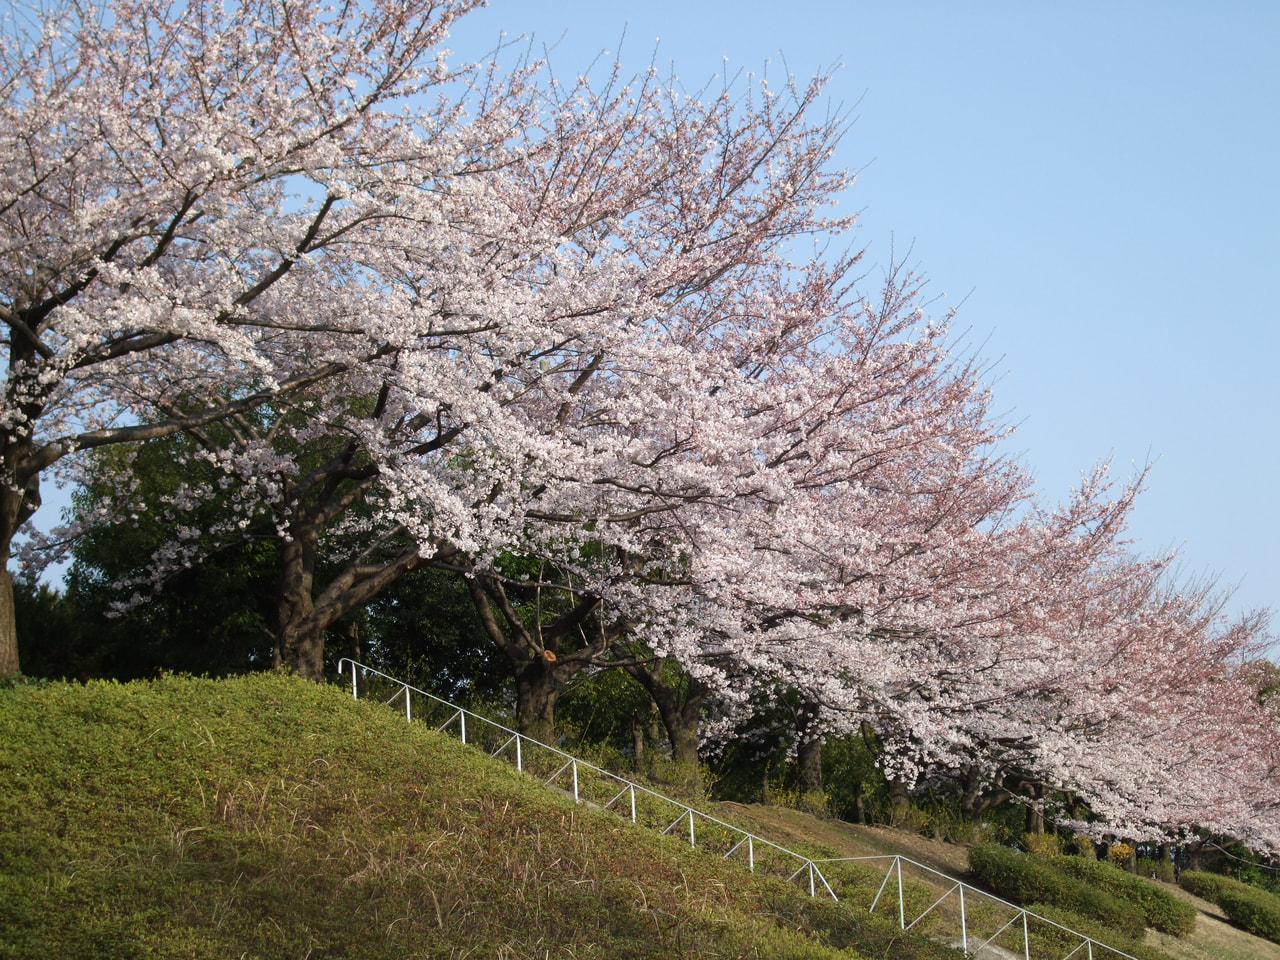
top-left (0, 674), bottom-right (955, 960)
top-left (3, 674), bottom-right (1277, 960)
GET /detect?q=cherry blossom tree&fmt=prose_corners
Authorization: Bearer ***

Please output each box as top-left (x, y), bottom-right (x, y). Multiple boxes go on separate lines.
top-left (0, 0), bottom-right (505, 673)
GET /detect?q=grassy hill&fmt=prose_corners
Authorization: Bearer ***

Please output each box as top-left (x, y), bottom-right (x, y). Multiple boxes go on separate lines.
top-left (0, 673), bottom-right (959, 960)
top-left (4, 673), bottom-right (1276, 960)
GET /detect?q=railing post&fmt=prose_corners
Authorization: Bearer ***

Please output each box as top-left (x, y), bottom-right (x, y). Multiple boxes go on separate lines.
top-left (748, 836), bottom-right (754, 873)
top-left (405, 686), bottom-right (411, 722)
top-left (349, 661), bottom-right (358, 700)
top-left (809, 862), bottom-right (816, 897)
top-left (516, 735), bottom-right (523, 772)
top-left (460, 711), bottom-right (466, 745)
top-left (572, 761), bottom-right (579, 802)
top-left (1023, 911), bottom-right (1030, 960)
top-left (959, 884), bottom-right (968, 954)
top-left (898, 858), bottom-right (905, 929)
top-left (688, 810), bottom-right (695, 848)
top-left (629, 785), bottom-right (636, 823)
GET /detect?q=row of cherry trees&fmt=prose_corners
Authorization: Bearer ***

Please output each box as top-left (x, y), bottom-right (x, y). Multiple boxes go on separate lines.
top-left (4, 0), bottom-right (1276, 853)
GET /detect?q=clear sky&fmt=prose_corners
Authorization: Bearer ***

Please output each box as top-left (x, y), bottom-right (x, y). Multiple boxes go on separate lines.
top-left (442, 1), bottom-right (1279, 631)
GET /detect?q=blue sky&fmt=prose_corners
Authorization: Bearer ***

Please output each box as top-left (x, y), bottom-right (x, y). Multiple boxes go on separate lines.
top-left (443, 1), bottom-right (1279, 630)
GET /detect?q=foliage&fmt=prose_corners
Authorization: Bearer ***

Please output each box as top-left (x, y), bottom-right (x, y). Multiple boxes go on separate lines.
top-left (1108, 841), bottom-right (1135, 867)
top-left (1136, 856), bottom-right (1177, 884)
top-left (1050, 855), bottom-right (1196, 936)
top-left (1023, 903), bottom-right (1177, 960)
top-left (1024, 832), bottom-right (1064, 858)
top-left (1180, 869), bottom-right (1280, 942)
top-left (1217, 885), bottom-right (1280, 943)
top-left (821, 734), bottom-right (894, 826)
top-left (967, 844), bottom-right (1146, 939)
top-left (358, 564), bottom-right (511, 707)
top-left (0, 670), bottom-right (48, 691)
top-left (1179, 869), bottom-right (1236, 903)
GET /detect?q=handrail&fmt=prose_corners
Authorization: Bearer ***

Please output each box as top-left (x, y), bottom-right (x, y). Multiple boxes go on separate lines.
top-left (336, 658), bottom-right (1144, 960)
top-left (812, 853), bottom-right (1138, 959)
top-left (337, 658), bottom-right (837, 898)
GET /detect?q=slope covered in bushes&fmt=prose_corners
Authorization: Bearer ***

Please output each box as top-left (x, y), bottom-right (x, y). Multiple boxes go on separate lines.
top-left (1050, 855), bottom-right (1197, 935)
top-left (1180, 870), bottom-right (1280, 944)
top-left (968, 843), bottom-right (1148, 939)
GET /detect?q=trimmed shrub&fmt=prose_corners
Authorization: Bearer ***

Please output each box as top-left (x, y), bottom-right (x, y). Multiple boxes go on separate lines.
top-left (1026, 904), bottom-right (1178, 960)
top-left (1179, 870), bottom-right (1252, 905)
top-left (968, 844), bottom-right (1146, 939)
top-left (1218, 886), bottom-right (1280, 944)
top-left (1051, 855), bottom-right (1196, 936)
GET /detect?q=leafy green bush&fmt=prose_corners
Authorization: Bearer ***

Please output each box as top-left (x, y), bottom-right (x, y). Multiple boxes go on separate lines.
top-left (1025, 903), bottom-right (1177, 960)
top-left (1179, 869), bottom-right (1248, 904)
top-left (968, 844), bottom-right (1146, 939)
top-left (0, 671), bottom-right (49, 691)
top-left (1218, 886), bottom-right (1280, 943)
top-left (1051, 855), bottom-right (1196, 935)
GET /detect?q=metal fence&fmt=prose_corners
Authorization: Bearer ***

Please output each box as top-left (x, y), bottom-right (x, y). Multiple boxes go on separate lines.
top-left (336, 658), bottom-right (1142, 960)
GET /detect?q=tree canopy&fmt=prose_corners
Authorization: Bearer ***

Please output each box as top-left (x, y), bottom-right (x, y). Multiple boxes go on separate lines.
top-left (4, 0), bottom-right (1276, 856)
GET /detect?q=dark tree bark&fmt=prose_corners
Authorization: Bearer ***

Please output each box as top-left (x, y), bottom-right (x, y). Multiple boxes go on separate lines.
top-left (958, 764), bottom-right (1010, 821)
top-left (621, 658), bottom-right (711, 770)
top-left (464, 571), bottom-right (621, 743)
top-left (887, 777), bottom-right (912, 826)
top-left (795, 701), bottom-right (824, 795)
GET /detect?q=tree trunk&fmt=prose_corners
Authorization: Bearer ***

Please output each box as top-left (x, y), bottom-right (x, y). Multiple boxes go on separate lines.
top-left (887, 778), bottom-right (911, 826)
top-left (514, 658), bottom-right (564, 744)
top-left (276, 535), bottom-right (325, 680)
top-left (0, 333), bottom-right (43, 677)
top-left (623, 661), bottom-right (709, 769)
top-left (274, 519), bottom-right (430, 681)
top-left (796, 700), bottom-right (824, 795)
top-left (1026, 797), bottom-right (1046, 835)
top-left (797, 736), bottom-right (824, 795)
top-left (463, 571), bottom-right (601, 743)
top-left (958, 765), bottom-right (1007, 821)
top-left (0, 566), bottom-right (17, 675)
top-left (1187, 840), bottom-right (1203, 872)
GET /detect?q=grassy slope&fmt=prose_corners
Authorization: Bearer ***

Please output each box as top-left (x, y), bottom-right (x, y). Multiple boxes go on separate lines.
top-left (0, 675), bottom-right (956, 960)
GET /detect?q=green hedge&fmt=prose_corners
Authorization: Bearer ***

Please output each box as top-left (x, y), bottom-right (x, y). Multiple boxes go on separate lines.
top-left (1218, 886), bottom-right (1280, 944)
top-left (1172, 870), bottom-right (1233, 911)
top-left (1180, 871), bottom-right (1280, 944)
top-left (968, 845), bottom-right (1146, 940)
top-left (1025, 904), bottom-right (1177, 960)
top-left (1051, 856), bottom-right (1196, 936)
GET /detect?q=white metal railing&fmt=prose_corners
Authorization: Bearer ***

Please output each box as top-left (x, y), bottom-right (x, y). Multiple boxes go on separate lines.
top-left (336, 659), bottom-right (1143, 960)
top-left (815, 855), bottom-right (1142, 960)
